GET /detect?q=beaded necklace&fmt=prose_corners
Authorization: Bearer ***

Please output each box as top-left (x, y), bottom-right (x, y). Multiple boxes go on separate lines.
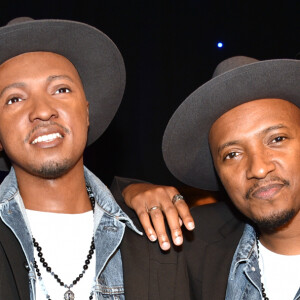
top-left (32, 185), bottom-right (95, 300)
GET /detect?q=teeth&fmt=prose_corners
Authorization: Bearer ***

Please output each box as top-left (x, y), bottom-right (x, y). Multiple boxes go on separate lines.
top-left (31, 133), bottom-right (63, 144)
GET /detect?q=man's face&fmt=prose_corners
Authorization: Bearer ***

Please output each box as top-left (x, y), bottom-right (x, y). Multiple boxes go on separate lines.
top-left (209, 99), bottom-right (300, 231)
top-left (0, 52), bottom-right (89, 178)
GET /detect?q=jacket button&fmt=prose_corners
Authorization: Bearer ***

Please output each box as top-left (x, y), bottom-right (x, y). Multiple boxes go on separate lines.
top-left (24, 262), bottom-right (30, 271)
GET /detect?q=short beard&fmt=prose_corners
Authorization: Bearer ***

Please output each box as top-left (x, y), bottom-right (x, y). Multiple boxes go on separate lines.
top-left (253, 209), bottom-right (296, 232)
top-left (31, 159), bottom-right (73, 179)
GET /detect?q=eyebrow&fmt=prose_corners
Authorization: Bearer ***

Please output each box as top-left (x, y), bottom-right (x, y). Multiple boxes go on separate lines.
top-left (217, 124), bottom-right (288, 154)
top-left (217, 140), bottom-right (240, 154)
top-left (0, 82), bottom-right (26, 98)
top-left (259, 124), bottom-right (287, 135)
top-left (46, 75), bottom-right (74, 83)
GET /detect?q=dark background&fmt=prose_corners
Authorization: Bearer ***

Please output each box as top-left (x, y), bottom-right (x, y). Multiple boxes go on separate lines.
top-left (0, 1), bottom-right (299, 195)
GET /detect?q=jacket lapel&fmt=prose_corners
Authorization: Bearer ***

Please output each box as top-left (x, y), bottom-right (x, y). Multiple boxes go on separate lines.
top-left (0, 218), bottom-right (30, 300)
top-left (120, 225), bottom-right (150, 300)
top-left (110, 177), bottom-right (151, 299)
top-left (201, 218), bottom-right (245, 300)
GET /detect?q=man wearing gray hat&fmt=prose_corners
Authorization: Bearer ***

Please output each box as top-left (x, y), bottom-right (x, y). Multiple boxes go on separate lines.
top-left (121, 56), bottom-right (300, 300)
top-left (164, 56), bottom-right (300, 300)
top-left (0, 17), bottom-right (190, 300)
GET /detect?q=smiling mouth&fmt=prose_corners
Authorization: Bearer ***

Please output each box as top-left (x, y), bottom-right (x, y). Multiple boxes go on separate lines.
top-left (31, 133), bottom-right (63, 145)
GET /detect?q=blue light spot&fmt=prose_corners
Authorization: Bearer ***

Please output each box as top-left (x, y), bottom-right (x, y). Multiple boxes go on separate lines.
top-left (217, 42), bottom-right (223, 48)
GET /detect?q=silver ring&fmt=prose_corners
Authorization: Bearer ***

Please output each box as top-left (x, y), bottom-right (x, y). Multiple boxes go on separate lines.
top-left (172, 194), bottom-right (184, 205)
top-left (147, 206), bottom-right (161, 213)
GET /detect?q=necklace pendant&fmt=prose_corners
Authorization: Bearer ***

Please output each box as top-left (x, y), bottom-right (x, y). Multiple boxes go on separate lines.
top-left (64, 289), bottom-right (75, 300)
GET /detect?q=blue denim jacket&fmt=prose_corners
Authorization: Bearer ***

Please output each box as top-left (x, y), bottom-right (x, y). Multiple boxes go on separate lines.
top-left (0, 167), bottom-right (142, 300)
top-left (225, 224), bottom-right (300, 300)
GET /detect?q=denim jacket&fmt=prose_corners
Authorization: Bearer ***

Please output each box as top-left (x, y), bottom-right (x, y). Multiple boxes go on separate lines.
top-left (0, 167), bottom-right (142, 300)
top-left (225, 224), bottom-right (300, 300)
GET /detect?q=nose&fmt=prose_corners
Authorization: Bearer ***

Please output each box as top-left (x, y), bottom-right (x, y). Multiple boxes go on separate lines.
top-left (28, 95), bottom-right (58, 122)
top-left (246, 150), bottom-right (276, 180)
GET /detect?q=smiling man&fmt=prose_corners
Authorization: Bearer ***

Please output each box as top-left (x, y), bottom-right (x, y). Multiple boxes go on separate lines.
top-left (0, 18), bottom-right (190, 300)
top-left (0, 52), bottom-right (89, 185)
top-left (160, 56), bottom-right (300, 300)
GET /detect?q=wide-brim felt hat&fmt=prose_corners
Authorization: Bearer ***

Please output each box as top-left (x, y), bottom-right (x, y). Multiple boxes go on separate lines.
top-left (0, 17), bottom-right (125, 170)
top-left (162, 56), bottom-right (300, 191)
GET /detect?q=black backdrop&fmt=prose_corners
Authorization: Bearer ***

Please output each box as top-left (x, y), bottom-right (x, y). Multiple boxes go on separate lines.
top-left (1, 0), bottom-right (299, 190)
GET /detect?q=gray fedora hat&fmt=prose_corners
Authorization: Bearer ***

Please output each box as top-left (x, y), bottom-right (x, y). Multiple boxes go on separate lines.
top-left (162, 56), bottom-right (300, 191)
top-left (0, 17), bottom-right (125, 170)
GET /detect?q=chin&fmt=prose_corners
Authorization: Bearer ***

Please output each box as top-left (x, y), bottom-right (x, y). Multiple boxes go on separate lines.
top-left (30, 159), bottom-right (73, 179)
top-left (253, 209), bottom-right (296, 232)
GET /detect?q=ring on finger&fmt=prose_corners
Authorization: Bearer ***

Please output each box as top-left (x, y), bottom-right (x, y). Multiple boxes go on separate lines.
top-left (172, 194), bottom-right (185, 205)
top-left (147, 205), bottom-right (161, 213)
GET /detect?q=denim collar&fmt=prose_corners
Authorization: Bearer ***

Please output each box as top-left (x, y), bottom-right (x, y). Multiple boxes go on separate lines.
top-left (230, 223), bottom-right (257, 277)
top-left (226, 223), bottom-right (262, 300)
top-left (0, 166), bottom-right (142, 236)
top-left (0, 168), bottom-right (18, 205)
top-left (83, 166), bottom-right (142, 235)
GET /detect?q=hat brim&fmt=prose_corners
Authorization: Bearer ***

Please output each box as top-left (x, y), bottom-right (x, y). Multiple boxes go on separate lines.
top-left (0, 19), bottom-right (125, 171)
top-left (162, 59), bottom-right (300, 191)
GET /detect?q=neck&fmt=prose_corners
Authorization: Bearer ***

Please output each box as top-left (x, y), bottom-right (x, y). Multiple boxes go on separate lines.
top-left (259, 211), bottom-right (300, 255)
top-left (14, 159), bottom-right (92, 214)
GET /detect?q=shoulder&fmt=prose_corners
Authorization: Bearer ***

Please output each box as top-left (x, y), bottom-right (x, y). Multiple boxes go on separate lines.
top-left (185, 201), bottom-right (245, 244)
top-left (183, 203), bottom-right (245, 299)
top-left (191, 201), bottom-right (239, 226)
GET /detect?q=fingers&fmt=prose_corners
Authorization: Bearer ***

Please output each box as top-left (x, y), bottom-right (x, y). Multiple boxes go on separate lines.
top-left (148, 194), bottom-right (195, 248)
top-left (145, 194), bottom-right (185, 249)
top-left (135, 204), bottom-right (172, 251)
top-left (172, 196), bottom-right (195, 231)
top-left (125, 185), bottom-right (170, 247)
top-left (122, 182), bottom-right (195, 250)
top-left (148, 206), bottom-right (171, 251)
top-left (136, 209), bottom-right (158, 242)
top-left (146, 187), bottom-right (182, 248)
top-left (162, 204), bottom-right (183, 246)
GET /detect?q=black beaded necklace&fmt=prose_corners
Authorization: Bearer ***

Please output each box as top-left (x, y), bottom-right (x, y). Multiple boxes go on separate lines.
top-left (256, 232), bottom-right (270, 300)
top-left (33, 185), bottom-right (96, 300)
